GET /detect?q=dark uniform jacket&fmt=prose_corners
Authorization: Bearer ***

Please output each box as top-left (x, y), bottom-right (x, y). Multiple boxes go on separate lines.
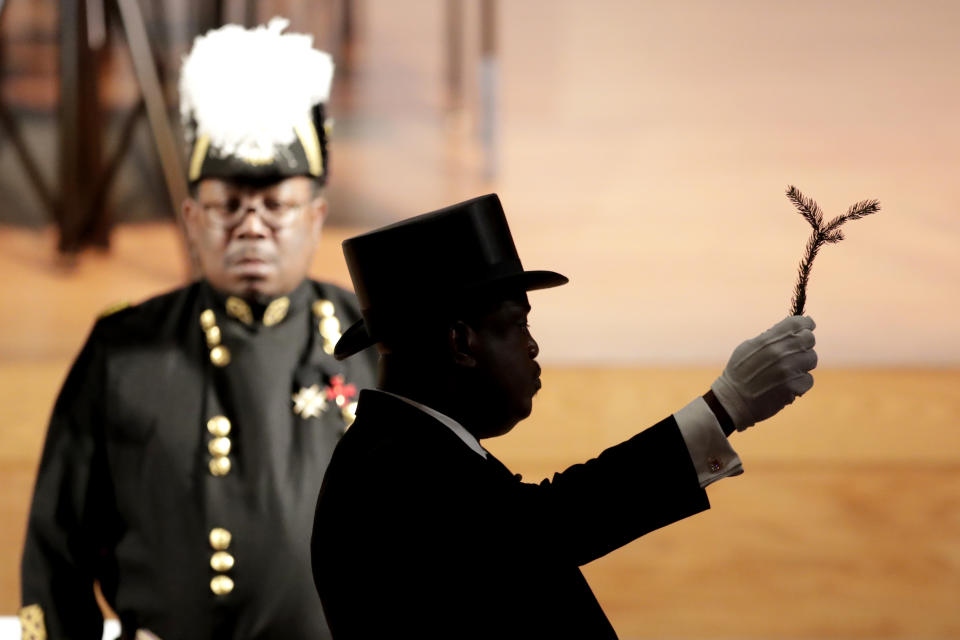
top-left (311, 390), bottom-right (711, 639)
top-left (21, 279), bottom-right (377, 639)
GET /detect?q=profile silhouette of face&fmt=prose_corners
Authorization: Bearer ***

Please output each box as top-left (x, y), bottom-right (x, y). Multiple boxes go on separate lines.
top-left (461, 291), bottom-right (541, 438)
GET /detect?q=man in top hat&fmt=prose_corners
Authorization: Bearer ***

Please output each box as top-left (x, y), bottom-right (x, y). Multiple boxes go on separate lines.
top-left (311, 193), bottom-right (818, 639)
top-left (20, 18), bottom-right (376, 639)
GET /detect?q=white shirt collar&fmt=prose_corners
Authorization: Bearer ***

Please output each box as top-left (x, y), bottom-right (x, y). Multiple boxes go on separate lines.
top-left (379, 391), bottom-right (488, 459)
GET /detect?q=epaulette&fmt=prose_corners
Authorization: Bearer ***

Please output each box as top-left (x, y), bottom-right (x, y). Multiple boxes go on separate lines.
top-left (98, 300), bottom-right (133, 319)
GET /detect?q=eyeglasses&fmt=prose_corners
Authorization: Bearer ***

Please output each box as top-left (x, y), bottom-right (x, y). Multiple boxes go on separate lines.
top-left (200, 196), bottom-right (309, 229)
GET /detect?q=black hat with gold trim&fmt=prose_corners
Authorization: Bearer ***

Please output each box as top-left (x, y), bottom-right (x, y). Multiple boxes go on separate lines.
top-left (334, 194), bottom-right (568, 360)
top-left (179, 17), bottom-right (333, 185)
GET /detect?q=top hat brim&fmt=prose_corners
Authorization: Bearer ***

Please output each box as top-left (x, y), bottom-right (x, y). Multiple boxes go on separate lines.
top-left (334, 269), bottom-right (568, 360)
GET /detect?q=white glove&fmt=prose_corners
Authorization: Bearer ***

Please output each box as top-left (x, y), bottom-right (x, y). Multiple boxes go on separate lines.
top-left (711, 316), bottom-right (817, 430)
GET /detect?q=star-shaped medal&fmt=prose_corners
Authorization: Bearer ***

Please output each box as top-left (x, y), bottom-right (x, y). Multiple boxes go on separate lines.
top-left (292, 384), bottom-right (327, 419)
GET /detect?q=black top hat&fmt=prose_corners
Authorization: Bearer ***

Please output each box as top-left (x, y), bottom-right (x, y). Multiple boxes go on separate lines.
top-left (334, 194), bottom-right (568, 360)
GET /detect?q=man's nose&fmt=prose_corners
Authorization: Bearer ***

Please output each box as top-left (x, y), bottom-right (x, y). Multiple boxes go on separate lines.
top-left (528, 335), bottom-right (539, 359)
top-left (233, 200), bottom-right (271, 238)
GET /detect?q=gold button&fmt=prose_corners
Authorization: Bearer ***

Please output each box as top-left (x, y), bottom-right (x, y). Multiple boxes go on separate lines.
top-left (210, 575), bottom-right (234, 595)
top-left (205, 326), bottom-right (221, 348)
top-left (207, 415), bottom-right (231, 437)
top-left (319, 316), bottom-right (341, 336)
top-left (322, 331), bottom-right (342, 352)
top-left (208, 437), bottom-right (231, 456)
top-left (209, 456), bottom-right (231, 476)
top-left (210, 345), bottom-right (231, 367)
top-left (342, 401), bottom-right (358, 428)
top-left (210, 551), bottom-right (235, 572)
top-left (209, 527), bottom-right (232, 550)
top-left (200, 309), bottom-right (216, 330)
top-left (313, 299), bottom-right (335, 318)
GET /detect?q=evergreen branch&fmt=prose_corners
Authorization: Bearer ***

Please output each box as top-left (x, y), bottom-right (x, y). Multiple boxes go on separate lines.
top-left (846, 199), bottom-right (881, 220)
top-left (790, 231), bottom-right (823, 315)
top-left (786, 186), bottom-right (880, 316)
top-left (822, 200), bottom-right (880, 235)
top-left (786, 185), bottom-right (823, 230)
top-left (823, 215), bottom-right (845, 235)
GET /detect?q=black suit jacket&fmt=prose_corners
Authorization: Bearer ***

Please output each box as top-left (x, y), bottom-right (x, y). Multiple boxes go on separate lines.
top-left (312, 390), bottom-right (711, 639)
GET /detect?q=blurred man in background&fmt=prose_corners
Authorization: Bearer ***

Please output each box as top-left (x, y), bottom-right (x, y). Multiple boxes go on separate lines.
top-left (20, 18), bottom-right (376, 639)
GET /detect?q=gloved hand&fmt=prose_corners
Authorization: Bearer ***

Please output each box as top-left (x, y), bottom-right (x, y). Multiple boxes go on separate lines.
top-left (711, 316), bottom-right (817, 430)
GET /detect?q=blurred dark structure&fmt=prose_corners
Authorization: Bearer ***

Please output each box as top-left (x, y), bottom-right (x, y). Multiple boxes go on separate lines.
top-left (0, 0), bottom-right (352, 255)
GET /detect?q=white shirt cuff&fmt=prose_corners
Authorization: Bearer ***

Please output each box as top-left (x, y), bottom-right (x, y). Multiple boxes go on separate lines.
top-left (673, 396), bottom-right (743, 488)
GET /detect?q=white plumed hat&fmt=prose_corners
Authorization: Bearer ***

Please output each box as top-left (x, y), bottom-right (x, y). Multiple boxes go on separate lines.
top-left (179, 17), bottom-right (335, 184)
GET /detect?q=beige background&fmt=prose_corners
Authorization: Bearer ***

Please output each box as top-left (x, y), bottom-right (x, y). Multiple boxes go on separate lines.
top-left (338, 0), bottom-right (960, 366)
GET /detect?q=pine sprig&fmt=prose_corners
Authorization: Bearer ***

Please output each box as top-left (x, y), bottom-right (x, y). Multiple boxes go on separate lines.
top-left (786, 185), bottom-right (824, 229)
top-left (822, 199), bottom-right (881, 236)
top-left (787, 185), bottom-right (881, 316)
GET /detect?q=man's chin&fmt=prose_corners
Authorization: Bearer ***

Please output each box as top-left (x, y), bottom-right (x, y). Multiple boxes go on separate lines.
top-left (225, 276), bottom-right (279, 301)
top-left (495, 403), bottom-right (532, 437)
top-left (488, 415), bottom-right (525, 440)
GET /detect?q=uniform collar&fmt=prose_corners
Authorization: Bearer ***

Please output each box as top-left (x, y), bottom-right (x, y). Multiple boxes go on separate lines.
top-left (203, 279), bottom-right (313, 329)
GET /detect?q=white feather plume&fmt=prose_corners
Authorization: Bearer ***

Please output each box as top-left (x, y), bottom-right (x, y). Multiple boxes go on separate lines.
top-left (179, 17), bottom-right (334, 159)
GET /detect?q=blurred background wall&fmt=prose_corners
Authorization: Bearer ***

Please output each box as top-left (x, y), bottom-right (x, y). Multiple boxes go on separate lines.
top-left (1, 1), bottom-right (957, 637)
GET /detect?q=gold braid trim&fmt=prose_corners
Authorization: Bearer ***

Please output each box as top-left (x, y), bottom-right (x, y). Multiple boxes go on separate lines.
top-left (294, 121), bottom-right (323, 177)
top-left (262, 296), bottom-right (290, 327)
top-left (225, 297), bottom-right (253, 326)
top-left (188, 134), bottom-right (212, 182)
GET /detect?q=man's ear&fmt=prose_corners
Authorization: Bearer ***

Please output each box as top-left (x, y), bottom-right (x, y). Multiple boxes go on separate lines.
top-left (309, 195), bottom-right (328, 239)
top-left (449, 320), bottom-right (477, 368)
top-left (181, 197), bottom-right (200, 243)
